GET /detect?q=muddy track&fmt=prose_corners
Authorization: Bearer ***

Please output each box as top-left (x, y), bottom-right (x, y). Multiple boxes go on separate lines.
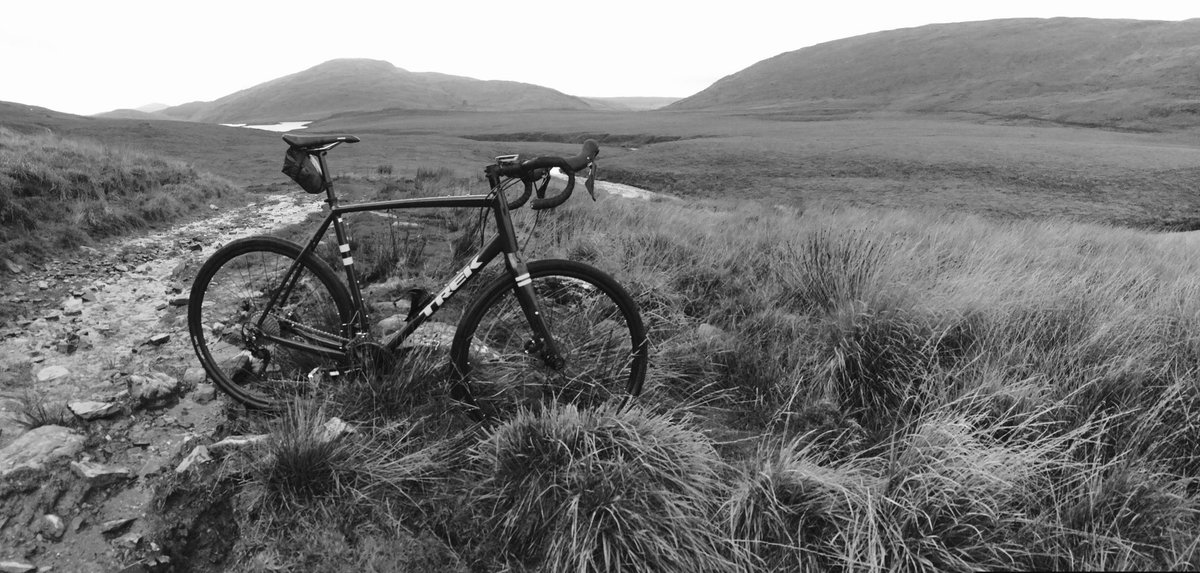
top-left (0, 193), bottom-right (324, 572)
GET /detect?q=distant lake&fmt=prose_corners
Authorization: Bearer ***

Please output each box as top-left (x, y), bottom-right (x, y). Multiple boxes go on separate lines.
top-left (221, 121), bottom-right (311, 132)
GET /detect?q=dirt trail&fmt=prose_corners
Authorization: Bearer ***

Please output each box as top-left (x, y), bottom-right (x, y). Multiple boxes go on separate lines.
top-left (0, 175), bottom-right (658, 571)
top-left (0, 192), bottom-right (324, 572)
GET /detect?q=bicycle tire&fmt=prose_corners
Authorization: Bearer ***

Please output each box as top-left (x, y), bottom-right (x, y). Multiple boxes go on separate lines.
top-left (450, 259), bottom-right (648, 420)
top-left (188, 236), bottom-right (355, 410)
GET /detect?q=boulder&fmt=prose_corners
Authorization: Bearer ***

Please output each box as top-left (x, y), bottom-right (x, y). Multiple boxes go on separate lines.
top-left (0, 561), bottom-right (37, 573)
top-left (129, 372), bottom-right (182, 405)
top-left (70, 460), bottom-right (133, 486)
top-left (208, 434), bottom-right (269, 456)
top-left (35, 365), bottom-right (70, 383)
top-left (191, 384), bottom-right (217, 404)
top-left (175, 445), bottom-right (211, 473)
top-left (39, 514), bottom-right (65, 540)
top-left (68, 400), bottom-right (122, 420)
top-left (182, 367), bottom-right (208, 386)
top-left (0, 425), bottom-right (84, 477)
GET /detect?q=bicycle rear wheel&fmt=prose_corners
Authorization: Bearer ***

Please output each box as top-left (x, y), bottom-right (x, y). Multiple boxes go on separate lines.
top-left (188, 236), bottom-right (355, 410)
top-left (450, 259), bottom-right (648, 420)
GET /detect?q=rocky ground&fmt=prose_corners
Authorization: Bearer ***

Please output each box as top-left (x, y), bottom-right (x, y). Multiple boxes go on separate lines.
top-left (0, 193), bottom-right (325, 573)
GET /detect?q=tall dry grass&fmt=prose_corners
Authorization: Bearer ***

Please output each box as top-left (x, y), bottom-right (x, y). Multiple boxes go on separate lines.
top-left (203, 168), bottom-right (1200, 570)
top-left (0, 127), bottom-right (239, 261)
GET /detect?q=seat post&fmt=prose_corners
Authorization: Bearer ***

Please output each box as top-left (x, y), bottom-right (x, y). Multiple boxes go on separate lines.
top-left (316, 151), bottom-right (338, 208)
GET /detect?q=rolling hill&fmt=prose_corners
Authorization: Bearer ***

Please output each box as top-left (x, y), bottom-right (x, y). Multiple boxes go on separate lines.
top-left (156, 58), bottom-right (597, 124)
top-left (668, 18), bottom-right (1200, 130)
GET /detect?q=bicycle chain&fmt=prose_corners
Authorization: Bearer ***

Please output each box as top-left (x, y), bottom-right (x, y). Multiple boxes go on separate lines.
top-left (271, 313), bottom-right (351, 346)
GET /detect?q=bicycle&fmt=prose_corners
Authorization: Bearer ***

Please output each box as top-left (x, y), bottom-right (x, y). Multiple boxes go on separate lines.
top-left (187, 133), bottom-right (648, 420)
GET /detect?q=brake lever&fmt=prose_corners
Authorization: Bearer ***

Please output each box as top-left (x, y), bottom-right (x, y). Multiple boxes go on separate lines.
top-left (535, 172), bottom-right (551, 199)
top-left (585, 162), bottom-right (597, 201)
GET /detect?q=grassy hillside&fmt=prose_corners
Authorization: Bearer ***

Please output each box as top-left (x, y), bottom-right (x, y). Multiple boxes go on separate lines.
top-left (670, 18), bottom-right (1200, 131)
top-left (157, 59), bottom-right (596, 124)
top-left (0, 127), bottom-right (240, 264)
top-left (180, 173), bottom-right (1200, 571)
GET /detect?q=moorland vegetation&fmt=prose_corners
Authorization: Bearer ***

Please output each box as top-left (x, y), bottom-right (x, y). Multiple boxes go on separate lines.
top-left (4, 15), bottom-right (1200, 571)
top-left (162, 170), bottom-right (1200, 571)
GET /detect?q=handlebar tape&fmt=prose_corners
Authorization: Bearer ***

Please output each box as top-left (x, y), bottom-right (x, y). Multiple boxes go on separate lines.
top-left (496, 139), bottom-right (600, 178)
top-left (496, 140), bottom-right (600, 210)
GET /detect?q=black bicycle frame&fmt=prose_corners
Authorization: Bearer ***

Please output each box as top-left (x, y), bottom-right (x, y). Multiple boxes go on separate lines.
top-left (255, 150), bottom-right (559, 363)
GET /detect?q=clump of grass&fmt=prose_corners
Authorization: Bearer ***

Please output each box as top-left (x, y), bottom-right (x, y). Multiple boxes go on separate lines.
top-left (0, 127), bottom-right (239, 263)
top-left (726, 437), bottom-right (881, 571)
top-left (468, 404), bottom-right (740, 572)
top-left (256, 401), bottom-right (442, 510)
top-left (9, 391), bottom-right (76, 429)
top-left (784, 228), bottom-right (889, 313)
top-left (328, 347), bottom-right (454, 425)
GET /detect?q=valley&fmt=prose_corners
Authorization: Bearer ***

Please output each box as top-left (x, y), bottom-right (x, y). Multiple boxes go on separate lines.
top-left (4, 15), bottom-right (1200, 572)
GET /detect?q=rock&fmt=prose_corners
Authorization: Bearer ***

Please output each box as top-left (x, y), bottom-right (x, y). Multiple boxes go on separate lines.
top-left (129, 372), bottom-right (182, 405)
top-left (175, 445), bottom-right (211, 473)
top-left (112, 531), bottom-right (142, 549)
top-left (62, 297), bottom-right (83, 314)
top-left (37, 280), bottom-right (49, 290)
top-left (146, 333), bottom-right (170, 346)
top-left (0, 561), bottom-right (37, 573)
top-left (70, 515), bottom-right (85, 533)
top-left (376, 314), bottom-right (405, 336)
top-left (81, 291), bottom-right (98, 303)
top-left (168, 296), bottom-right (189, 307)
top-left (182, 367), bottom-right (208, 386)
top-left (192, 384), bottom-right (216, 404)
top-left (39, 514), bottom-right (65, 540)
top-left (2, 258), bottom-right (21, 274)
top-left (35, 365), bottom-right (70, 382)
top-left (321, 417), bottom-right (354, 442)
top-left (696, 323), bottom-right (733, 350)
top-left (208, 434), bottom-right (269, 456)
top-left (0, 425), bottom-right (85, 477)
top-left (68, 400), bottom-right (122, 420)
top-left (71, 460), bottom-right (133, 486)
top-left (101, 517), bottom-right (135, 534)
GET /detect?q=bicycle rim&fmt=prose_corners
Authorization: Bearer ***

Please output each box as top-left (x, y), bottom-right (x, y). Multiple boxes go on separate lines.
top-left (189, 238), bottom-right (353, 409)
top-left (453, 260), bottom-right (647, 419)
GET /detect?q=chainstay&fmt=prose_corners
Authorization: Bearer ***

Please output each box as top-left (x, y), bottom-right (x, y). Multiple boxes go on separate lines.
top-left (274, 314), bottom-right (351, 347)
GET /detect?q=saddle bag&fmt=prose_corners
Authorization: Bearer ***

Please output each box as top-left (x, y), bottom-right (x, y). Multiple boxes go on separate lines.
top-left (282, 147), bottom-right (326, 194)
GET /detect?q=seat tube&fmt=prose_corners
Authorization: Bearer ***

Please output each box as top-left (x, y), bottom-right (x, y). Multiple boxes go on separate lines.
top-left (319, 157), bottom-right (368, 333)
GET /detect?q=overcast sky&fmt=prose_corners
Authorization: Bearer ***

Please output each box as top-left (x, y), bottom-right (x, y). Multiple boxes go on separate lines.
top-left (2, 0), bottom-right (1195, 116)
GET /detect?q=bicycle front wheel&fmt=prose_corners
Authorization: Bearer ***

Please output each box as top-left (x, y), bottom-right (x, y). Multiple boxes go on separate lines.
top-left (450, 259), bottom-right (648, 419)
top-left (188, 236), bottom-right (355, 410)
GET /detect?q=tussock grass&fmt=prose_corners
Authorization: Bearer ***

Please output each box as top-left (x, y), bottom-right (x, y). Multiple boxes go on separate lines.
top-left (468, 404), bottom-right (740, 572)
top-left (254, 401), bottom-right (442, 510)
top-left (8, 391), bottom-right (77, 430)
top-left (0, 127), bottom-right (240, 262)
top-left (200, 162), bottom-right (1200, 570)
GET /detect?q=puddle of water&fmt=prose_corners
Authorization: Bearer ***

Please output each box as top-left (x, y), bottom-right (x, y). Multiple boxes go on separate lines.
top-left (221, 121), bottom-right (311, 133)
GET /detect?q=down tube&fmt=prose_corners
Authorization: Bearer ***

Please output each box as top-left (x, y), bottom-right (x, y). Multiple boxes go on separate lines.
top-left (381, 235), bottom-right (505, 353)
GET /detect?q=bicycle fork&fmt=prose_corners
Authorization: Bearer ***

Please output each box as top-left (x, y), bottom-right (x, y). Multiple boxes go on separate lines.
top-left (505, 252), bottom-right (564, 370)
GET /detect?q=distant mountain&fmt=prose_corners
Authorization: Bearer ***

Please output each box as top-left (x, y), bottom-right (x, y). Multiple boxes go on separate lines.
top-left (156, 59), bottom-right (596, 124)
top-left (94, 108), bottom-right (175, 120)
top-left (669, 18), bottom-right (1200, 130)
top-left (582, 97), bottom-right (681, 111)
